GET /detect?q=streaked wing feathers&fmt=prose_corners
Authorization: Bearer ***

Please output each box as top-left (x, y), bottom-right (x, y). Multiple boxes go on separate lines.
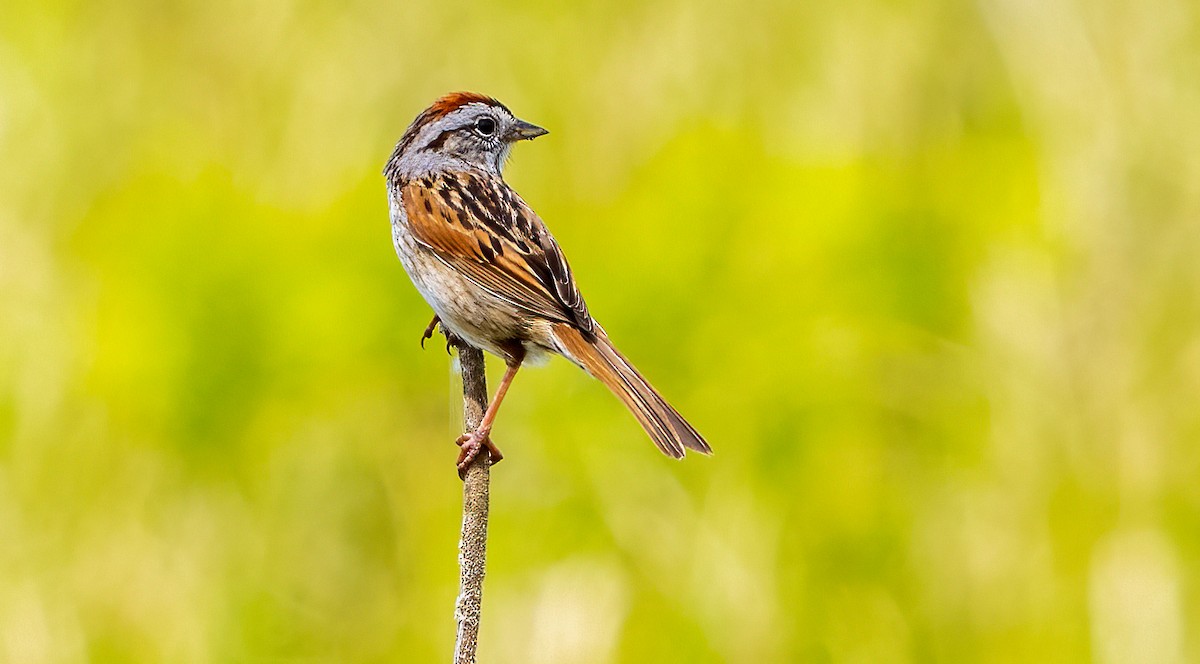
top-left (400, 172), bottom-right (592, 332)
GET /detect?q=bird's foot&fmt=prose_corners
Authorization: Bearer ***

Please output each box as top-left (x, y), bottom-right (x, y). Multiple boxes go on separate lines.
top-left (455, 431), bottom-right (503, 478)
top-left (420, 316), bottom-right (463, 355)
top-left (420, 316), bottom-right (440, 349)
top-left (442, 328), bottom-right (465, 355)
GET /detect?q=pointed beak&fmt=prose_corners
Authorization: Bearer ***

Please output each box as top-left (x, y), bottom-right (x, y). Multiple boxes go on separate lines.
top-left (507, 119), bottom-right (548, 141)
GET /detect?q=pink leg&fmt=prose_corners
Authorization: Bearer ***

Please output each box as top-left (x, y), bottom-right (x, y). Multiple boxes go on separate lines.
top-left (456, 355), bottom-right (523, 475)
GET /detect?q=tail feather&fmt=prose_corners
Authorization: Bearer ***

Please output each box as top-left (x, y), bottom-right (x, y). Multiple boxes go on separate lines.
top-left (552, 324), bottom-right (712, 458)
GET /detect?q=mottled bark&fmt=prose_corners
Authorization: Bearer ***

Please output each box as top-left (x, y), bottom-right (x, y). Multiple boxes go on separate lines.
top-left (453, 344), bottom-right (490, 664)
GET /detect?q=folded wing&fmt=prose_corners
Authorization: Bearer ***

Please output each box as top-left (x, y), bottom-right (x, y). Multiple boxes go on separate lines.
top-left (400, 171), bottom-right (593, 333)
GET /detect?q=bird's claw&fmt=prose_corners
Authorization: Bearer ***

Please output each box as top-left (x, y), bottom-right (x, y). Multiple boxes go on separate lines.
top-left (442, 329), bottom-right (464, 355)
top-left (420, 316), bottom-right (461, 355)
top-left (420, 316), bottom-right (440, 349)
top-left (455, 431), bottom-right (503, 479)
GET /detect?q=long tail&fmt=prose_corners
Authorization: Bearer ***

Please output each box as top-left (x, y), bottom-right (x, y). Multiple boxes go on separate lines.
top-left (552, 323), bottom-right (711, 459)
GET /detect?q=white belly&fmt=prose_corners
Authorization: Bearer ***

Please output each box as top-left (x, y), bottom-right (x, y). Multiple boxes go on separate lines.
top-left (391, 209), bottom-right (544, 362)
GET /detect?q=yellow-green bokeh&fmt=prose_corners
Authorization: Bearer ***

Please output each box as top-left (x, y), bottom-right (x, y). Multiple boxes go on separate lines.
top-left (2, 0), bottom-right (1199, 661)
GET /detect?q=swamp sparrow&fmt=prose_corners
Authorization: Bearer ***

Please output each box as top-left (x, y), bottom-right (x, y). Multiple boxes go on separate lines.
top-left (384, 92), bottom-right (710, 472)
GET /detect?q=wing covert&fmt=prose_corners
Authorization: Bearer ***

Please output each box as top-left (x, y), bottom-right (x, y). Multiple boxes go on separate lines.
top-left (399, 172), bottom-right (593, 333)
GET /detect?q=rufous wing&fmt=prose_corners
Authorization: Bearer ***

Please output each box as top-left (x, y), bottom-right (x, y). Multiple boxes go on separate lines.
top-left (400, 172), bottom-right (592, 332)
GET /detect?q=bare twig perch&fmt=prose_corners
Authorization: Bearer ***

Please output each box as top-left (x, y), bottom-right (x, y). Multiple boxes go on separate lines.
top-left (453, 343), bottom-right (490, 664)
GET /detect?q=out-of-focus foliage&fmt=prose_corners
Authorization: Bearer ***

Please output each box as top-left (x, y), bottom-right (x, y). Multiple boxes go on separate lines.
top-left (2, 0), bottom-right (1198, 661)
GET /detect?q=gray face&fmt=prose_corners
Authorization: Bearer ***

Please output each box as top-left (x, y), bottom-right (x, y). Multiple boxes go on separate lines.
top-left (425, 105), bottom-right (512, 172)
top-left (401, 103), bottom-right (548, 176)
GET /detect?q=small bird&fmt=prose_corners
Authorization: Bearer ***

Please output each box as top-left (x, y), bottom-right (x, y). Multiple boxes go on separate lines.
top-left (384, 92), bottom-right (711, 472)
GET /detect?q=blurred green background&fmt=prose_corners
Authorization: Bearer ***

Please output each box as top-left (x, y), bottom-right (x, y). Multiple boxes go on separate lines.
top-left (2, 0), bottom-right (1199, 661)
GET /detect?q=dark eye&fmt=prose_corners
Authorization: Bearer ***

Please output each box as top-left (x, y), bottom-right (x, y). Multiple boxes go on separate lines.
top-left (474, 117), bottom-right (496, 136)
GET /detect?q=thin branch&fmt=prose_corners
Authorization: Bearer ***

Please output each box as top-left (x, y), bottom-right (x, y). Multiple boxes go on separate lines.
top-left (453, 343), bottom-right (490, 664)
